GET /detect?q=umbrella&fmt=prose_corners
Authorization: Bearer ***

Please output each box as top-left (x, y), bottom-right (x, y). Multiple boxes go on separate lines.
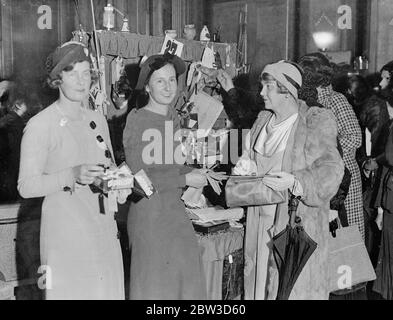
top-left (272, 194), bottom-right (317, 300)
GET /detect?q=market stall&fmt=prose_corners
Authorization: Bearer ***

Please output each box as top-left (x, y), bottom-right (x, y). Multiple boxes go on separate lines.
top-left (91, 30), bottom-right (237, 119)
top-left (91, 30), bottom-right (244, 300)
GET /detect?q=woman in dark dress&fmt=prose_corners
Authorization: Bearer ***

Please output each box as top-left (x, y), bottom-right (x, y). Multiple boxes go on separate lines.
top-left (123, 54), bottom-right (207, 300)
top-left (371, 61), bottom-right (393, 300)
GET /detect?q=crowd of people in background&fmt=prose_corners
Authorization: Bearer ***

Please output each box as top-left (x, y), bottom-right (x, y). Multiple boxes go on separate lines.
top-left (2, 41), bottom-right (393, 299)
top-left (0, 80), bottom-right (43, 202)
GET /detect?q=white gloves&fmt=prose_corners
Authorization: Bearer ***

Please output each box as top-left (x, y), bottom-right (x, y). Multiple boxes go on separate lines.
top-left (116, 188), bottom-right (132, 204)
top-left (329, 210), bottom-right (339, 223)
top-left (233, 158), bottom-right (258, 176)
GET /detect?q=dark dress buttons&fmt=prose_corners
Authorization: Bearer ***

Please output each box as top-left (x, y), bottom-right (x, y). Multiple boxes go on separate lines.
top-left (63, 186), bottom-right (72, 194)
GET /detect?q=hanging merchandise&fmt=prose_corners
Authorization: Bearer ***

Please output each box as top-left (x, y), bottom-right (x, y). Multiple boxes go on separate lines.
top-left (111, 56), bottom-right (124, 85)
top-left (111, 81), bottom-right (129, 110)
top-left (188, 91), bottom-right (224, 139)
top-left (88, 0), bottom-right (109, 117)
top-left (201, 46), bottom-right (216, 69)
top-left (89, 56), bottom-right (109, 115)
top-left (89, 84), bottom-right (107, 114)
top-left (110, 57), bottom-right (129, 110)
top-left (214, 51), bottom-right (223, 69)
top-left (225, 44), bottom-right (232, 68)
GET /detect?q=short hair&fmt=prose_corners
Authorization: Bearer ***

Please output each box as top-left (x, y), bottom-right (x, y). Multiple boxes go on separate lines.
top-left (381, 60), bottom-right (393, 75)
top-left (381, 60), bottom-right (393, 90)
top-left (46, 60), bottom-right (98, 89)
top-left (297, 53), bottom-right (333, 88)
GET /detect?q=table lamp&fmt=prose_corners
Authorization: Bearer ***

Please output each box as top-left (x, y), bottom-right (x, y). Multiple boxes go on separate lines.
top-left (103, 3), bottom-right (129, 32)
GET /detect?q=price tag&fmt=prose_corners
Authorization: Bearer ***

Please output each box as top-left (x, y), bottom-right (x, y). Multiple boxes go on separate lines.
top-left (160, 35), bottom-right (184, 57)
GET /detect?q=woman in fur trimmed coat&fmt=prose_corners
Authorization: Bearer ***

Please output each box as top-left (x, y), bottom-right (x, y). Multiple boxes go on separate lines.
top-left (217, 61), bottom-right (344, 300)
top-left (298, 53), bottom-right (364, 240)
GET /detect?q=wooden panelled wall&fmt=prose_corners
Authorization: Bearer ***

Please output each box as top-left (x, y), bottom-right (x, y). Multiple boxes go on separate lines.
top-left (1, 0), bottom-right (388, 89)
top-left (0, 0), bottom-right (14, 79)
top-left (207, 0), bottom-right (371, 82)
top-left (0, 0), bottom-right (75, 104)
top-left (368, 0), bottom-right (393, 72)
top-left (0, 0), bottom-right (208, 97)
top-left (297, 0), bottom-right (359, 56)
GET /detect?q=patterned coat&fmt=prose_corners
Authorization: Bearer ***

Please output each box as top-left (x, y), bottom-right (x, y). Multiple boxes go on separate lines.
top-left (318, 86), bottom-right (364, 238)
top-left (243, 101), bottom-right (344, 299)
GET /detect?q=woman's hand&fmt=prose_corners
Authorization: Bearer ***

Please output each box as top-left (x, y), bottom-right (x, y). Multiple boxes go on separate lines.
top-left (329, 210), bottom-right (339, 223)
top-left (117, 188), bottom-right (132, 204)
top-left (216, 69), bottom-right (235, 92)
top-left (185, 169), bottom-right (208, 189)
top-left (72, 164), bottom-right (105, 185)
top-left (262, 172), bottom-right (295, 191)
top-left (233, 158), bottom-right (258, 176)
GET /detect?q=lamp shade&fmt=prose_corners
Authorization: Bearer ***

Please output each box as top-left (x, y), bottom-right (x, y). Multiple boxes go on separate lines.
top-left (312, 31), bottom-right (335, 51)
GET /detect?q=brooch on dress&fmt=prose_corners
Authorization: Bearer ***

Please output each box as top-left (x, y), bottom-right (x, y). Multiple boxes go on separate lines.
top-left (59, 117), bottom-right (68, 127)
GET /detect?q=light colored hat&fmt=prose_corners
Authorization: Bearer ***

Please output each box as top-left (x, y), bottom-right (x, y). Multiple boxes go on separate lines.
top-left (262, 60), bottom-right (302, 99)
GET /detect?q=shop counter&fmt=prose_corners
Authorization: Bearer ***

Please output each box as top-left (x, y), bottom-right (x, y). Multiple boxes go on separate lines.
top-left (196, 227), bottom-right (244, 300)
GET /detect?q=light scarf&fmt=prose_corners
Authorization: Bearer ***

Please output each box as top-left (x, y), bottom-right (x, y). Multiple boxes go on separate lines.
top-left (254, 113), bottom-right (298, 157)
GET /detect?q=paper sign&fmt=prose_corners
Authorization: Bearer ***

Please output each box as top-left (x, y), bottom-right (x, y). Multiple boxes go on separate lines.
top-left (160, 36), bottom-right (184, 57)
top-left (190, 91), bottom-right (224, 138)
top-left (201, 47), bottom-right (216, 68)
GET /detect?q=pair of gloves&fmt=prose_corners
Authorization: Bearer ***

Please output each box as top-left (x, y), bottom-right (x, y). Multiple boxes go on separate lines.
top-left (182, 169), bottom-right (228, 208)
top-left (233, 157), bottom-right (300, 193)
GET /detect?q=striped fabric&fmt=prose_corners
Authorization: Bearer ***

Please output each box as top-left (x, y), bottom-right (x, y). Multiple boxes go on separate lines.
top-left (318, 86), bottom-right (365, 239)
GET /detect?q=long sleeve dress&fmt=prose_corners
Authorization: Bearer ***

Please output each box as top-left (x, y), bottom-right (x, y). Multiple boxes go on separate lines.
top-left (237, 100), bottom-right (343, 300)
top-left (318, 86), bottom-right (364, 239)
top-left (18, 103), bottom-right (124, 300)
top-left (123, 107), bottom-right (206, 300)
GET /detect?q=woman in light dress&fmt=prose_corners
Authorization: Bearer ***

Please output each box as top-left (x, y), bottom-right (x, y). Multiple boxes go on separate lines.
top-left (18, 42), bottom-right (124, 300)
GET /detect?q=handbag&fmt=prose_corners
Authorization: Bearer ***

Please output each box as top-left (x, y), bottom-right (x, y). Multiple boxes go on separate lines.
top-left (328, 223), bottom-right (376, 294)
top-left (225, 175), bottom-right (285, 208)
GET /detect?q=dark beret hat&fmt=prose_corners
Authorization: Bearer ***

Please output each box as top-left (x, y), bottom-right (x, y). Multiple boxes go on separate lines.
top-left (135, 53), bottom-right (186, 90)
top-left (46, 41), bottom-right (92, 80)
